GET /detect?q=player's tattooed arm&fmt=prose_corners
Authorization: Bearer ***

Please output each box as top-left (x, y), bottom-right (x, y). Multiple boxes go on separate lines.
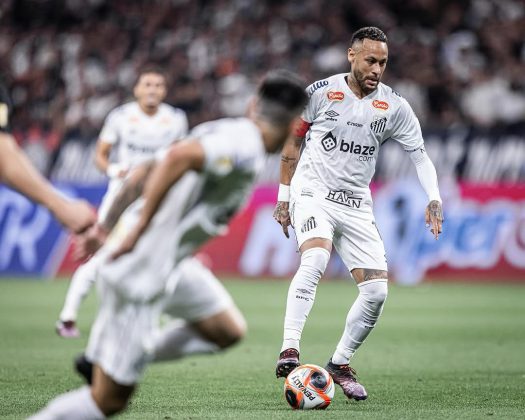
top-left (280, 135), bottom-right (303, 184)
top-left (274, 136), bottom-right (302, 238)
top-left (273, 201), bottom-right (291, 238)
top-left (425, 199), bottom-right (444, 240)
top-left (281, 154), bottom-right (298, 180)
top-left (101, 160), bottom-right (156, 231)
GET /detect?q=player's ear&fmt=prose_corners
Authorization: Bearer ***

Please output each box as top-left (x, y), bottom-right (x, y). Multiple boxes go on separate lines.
top-left (348, 48), bottom-right (356, 65)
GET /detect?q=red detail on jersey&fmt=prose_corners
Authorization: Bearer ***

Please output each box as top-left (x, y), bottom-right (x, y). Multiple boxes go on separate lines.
top-left (372, 100), bottom-right (389, 110)
top-left (327, 91), bottom-right (344, 101)
top-left (294, 119), bottom-right (311, 138)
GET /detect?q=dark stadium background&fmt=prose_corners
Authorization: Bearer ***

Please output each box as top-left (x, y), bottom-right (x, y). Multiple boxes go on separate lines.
top-left (1, 0), bottom-right (523, 282)
top-left (0, 1), bottom-right (524, 419)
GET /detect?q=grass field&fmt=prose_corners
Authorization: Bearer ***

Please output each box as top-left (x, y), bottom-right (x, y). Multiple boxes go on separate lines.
top-left (0, 279), bottom-right (524, 419)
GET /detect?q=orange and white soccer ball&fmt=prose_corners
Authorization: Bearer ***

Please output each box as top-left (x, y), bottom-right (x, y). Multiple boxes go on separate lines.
top-left (284, 364), bottom-right (335, 409)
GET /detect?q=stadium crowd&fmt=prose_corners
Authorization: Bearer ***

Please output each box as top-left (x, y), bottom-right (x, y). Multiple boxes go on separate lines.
top-left (0, 0), bottom-right (524, 176)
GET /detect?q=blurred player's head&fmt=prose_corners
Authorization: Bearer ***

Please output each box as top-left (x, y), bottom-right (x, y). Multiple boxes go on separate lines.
top-left (251, 70), bottom-right (308, 152)
top-left (134, 66), bottom-right (168, 114)
top-left (348, 27), bottom-right (388, 95)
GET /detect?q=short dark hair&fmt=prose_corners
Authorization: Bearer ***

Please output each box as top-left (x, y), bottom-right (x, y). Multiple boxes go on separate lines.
top-left (135, 65), bottom-right (168, 86)
top-left (351, 27), bottom-right (387, 46)
top-left (256, 70), bottom-right (308, 125)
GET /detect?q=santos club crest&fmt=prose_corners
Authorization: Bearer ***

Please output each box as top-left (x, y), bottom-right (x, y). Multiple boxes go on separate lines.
top-left (370, 116), bottom-right (387, 134)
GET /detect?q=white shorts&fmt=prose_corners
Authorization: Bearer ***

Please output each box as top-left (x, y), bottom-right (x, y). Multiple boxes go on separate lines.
top-left (85, 280), bottom-right (158, 385)
top-left (85, 257), bottom-right (234, 385)
top-left (291, 195), bottom-right (388, 272)
top-left (162, 257), bottom-right (234, 322)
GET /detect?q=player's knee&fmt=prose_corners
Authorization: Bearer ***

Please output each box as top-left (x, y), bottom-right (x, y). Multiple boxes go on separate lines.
top-left (298, 247), bottom-right (331, 280)
top-left (362, 280), bottom-right (388, 308)
top-left (217, 312), bottom-right (247, 349)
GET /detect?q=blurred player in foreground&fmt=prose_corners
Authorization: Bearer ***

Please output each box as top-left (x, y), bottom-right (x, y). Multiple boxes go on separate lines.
top-left (30, 70), bottom-right (308, 419)
top-left (274, 27), bottom-right (444, 400)
top-left (0, 77), bottom-right (94, 233)
top-left (56, 67), bottom-right (188, 337)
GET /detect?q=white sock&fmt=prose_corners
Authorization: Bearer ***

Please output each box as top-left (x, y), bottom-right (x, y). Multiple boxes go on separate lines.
top-left (28, 386), bottom-right (105, 420)
top-left (331, 279), bottom-right (388, 365)
top-left (281, 248), bottom-right (330, 353)
top-left (59, 257), bottom-right (98, 322)
top-left (151, 320), bottom-right (220, 362)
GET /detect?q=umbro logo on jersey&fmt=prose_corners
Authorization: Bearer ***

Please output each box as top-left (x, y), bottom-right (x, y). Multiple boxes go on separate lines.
top-left (370, 116), bottom-right (387, 134)
top-left (301, 217), bottom-right (317, 233)
top-left (325, 110), bottom-right (339, 121)
top-left (325, 190), bottom-right (362, 209)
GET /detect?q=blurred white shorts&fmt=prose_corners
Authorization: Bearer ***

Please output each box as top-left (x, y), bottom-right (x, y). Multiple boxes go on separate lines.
top-left (85, 257), bottom-right (234, 385)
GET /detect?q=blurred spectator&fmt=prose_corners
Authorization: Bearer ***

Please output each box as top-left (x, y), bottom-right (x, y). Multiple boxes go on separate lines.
top-left (0, 0), bottom-right (523, 177)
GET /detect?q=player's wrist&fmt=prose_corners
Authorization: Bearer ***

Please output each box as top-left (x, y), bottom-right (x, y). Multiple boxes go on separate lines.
top-left (106, 163), bottom-right (128, 178)
top-left (278, 183), bottom-right (290, 202)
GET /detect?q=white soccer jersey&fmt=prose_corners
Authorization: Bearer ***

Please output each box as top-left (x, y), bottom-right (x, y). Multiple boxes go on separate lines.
top-left (99, 101), bottom-right (188, 167)
top-left (97, 102), bottom-right (188, 221)
top-left (98, 117), bottom-right (266, 302)
top-left (292, 73), bottom-right (424, 211)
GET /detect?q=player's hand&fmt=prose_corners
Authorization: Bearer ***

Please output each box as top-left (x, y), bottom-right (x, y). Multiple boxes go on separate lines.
top-left (110, 227), bottom-right (141, 261)
top-left (273, 201), bottom-right (291, 238)
top-left (73, 223), bottom-right (108, 261)
top-left (425, 200), bottom-right (444, 240)
top-left (55, 199), bottom-right (96, 234)
top-left (107, 163), bottom-right (130, 179)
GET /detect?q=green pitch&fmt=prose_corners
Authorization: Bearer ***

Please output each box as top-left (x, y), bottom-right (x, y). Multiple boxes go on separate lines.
top-left (0, 279), bottom-right (524, 419)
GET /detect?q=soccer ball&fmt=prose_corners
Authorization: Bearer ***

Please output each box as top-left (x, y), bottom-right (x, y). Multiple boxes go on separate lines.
top-left (283, 364), bottom-right (335, 409)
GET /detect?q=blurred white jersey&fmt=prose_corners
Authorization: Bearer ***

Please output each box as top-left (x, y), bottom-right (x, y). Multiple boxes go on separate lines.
top-left (97, 102), bottom-right (188, 220)
top-left (98, 117), bottom-right (266, 302)
top-left (99, 101), bottom-right (188, 167)
top-left (292, 73), bottom-right (424, 211)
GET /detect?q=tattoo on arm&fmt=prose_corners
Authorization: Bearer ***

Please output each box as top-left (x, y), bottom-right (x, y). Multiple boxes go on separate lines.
top-left (101, 162), bottom-right (155, 231)
top-left (281, 155), bottom-right (298, 179)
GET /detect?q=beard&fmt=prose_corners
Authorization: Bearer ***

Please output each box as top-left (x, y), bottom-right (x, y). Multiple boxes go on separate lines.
top-left (352, 68), bottom-right (379, 95)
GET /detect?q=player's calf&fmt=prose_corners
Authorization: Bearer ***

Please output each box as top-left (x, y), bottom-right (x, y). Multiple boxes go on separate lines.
top-left (91, 364), bottom-right (135, 416)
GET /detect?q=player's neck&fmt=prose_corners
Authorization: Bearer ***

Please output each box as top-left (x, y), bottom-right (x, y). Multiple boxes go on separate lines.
top-left (347, 74), bottom-right (368, 99)
top-left (138, 103), bottom-right (159, 116)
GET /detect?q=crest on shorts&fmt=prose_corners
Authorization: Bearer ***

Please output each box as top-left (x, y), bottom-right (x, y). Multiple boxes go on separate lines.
top-left (370, 115), bottom-right (387, 134)
top-left (301, 217), bottom-right (317, 233)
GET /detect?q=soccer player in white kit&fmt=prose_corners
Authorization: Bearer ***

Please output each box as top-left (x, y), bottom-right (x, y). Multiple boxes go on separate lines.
top-left (274, 27), bottom-right (444, 400)
top-left (30, 70), bottom-right (308, 419)
top-left (56, 67), bottom-right (188, 337)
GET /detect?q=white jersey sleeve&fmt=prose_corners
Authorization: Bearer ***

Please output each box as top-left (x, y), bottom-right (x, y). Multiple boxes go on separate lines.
top-left (98, 108), bottom-right (120, 144)
top-left (390, 97), bottom-right (424, 151)
top-left (302, 80), bottom-right (328, 123)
